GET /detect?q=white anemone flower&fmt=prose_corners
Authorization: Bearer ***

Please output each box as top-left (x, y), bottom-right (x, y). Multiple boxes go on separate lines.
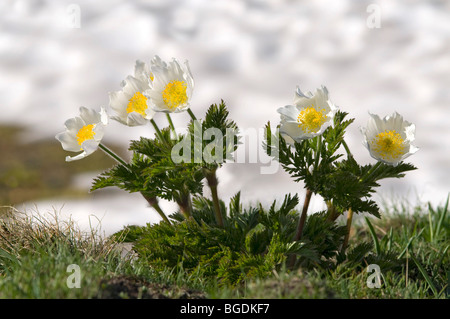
top-left (144, 57), bottom-right (194, 113)
top-left (277, 86), bottom-right (337, 144)
top-left (109, 60), bottom-right (156, 126)
top-left (55, 107), bottom-right (108, 162)
top-left (361, 112), bottom-right (418, 166)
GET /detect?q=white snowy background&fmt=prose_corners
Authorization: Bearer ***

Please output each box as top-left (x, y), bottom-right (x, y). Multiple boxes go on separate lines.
top-left (1, 0), bottom-right (449, 235)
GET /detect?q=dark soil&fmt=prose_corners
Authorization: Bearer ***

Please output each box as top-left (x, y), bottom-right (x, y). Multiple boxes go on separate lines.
top-left (97, 275), bottom-right (207, 299)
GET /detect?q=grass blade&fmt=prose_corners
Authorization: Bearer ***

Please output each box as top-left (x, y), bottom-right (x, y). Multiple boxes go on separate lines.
top-left (434, 195), bottom-right (449, 241)
top-left (436, 245), bottom-right (449, 271)
top-left (387, 227), bottom-right (393, 252)
top-left (427, 203), bottom-right (434, 242)
top-left (410, 253), bottom-right (438, 298)
top-left (365, 217), bottom-right (380, 255)
top-left (0, 247), bottom-right (20, 265)
top-left (397, 236), bottom-right (415, 259)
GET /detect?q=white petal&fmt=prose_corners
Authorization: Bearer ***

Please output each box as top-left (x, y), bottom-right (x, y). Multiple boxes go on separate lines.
top-left (109, 91), bottom-right (129, 119)
top-left (280, 122), bottom-right (308, 142)
top-left (93, 123), bottom-right (105, 142)
top-left (407, 144), bottom-right (419, 156)
top-left (150, 55), bottom-right (166, 68)
top-left (123, 75), bottom-right (150, 95)
top-left (365, 113), bottom-right (383, 139)
top-left (80, 139), bottom-right (99, 157)
top-left (183, 60), bottom-right (195, 90)
top-left (66, 151), bottom-right (88, 162)
top-left (295, 86), bottom-right (310, 99)
top-left (404, 123), bottom-right (416, 142)
top-left (144, 107), bottom-right (156, 120)
top-left (150, 65), bottom-right (171, 85)
top-left (56, 131), bottom-right (80, 152)
top-left (277, 105), bottom-right (299, 121)
top-left (110, 114), bottom-right (127, 126)
top-left (280, 132), bottom-right (296, 146)
top-left (79, 106), bottom-right (100, 124)
top-left (127, 112), bottom-right (149, 126)
top-left (316, 120), bottom-right (333, 136)
top-left (134, 60), bottom-right (150, 78)
top-left (64, 117), bottom-right (84, 134)
top-left (99, 107), bottom-right (109, 125)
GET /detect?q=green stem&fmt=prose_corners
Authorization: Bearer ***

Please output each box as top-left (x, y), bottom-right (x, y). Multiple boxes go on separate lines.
top-left (288, 188), bottom-right (313, 269)
top-left (177, 191), bottom-right (192, 220)
top-left (166, 113), bottom-right (176, 138)
top-left (341, 208), bottom-right (354, 253)
top-left (141, 193), bottom-right (171, 225)
top-left (326, 200), bottom-right (339, 221)
top-left (341, 139), bottom-right (353, 158)
top-left (153, 202), bottom-right (171, 225)
top-left (150, 119), bottom-right (165, 142)
top-left (294, 188), bottom-right (313, 242)
top-left (99, 143), bottom-right (128, 167)
top-left (204, 168), bottom-right (224, 227)
top-left (187, 108), bottom-right (197, 121)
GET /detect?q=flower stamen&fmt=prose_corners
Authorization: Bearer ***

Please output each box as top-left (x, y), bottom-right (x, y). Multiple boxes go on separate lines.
top-left (76, 124), bottom-right (96, 148)
top-left (162, 80), bottom-right (188, 109)
top-left (297, 106), bottom-right (327, 133)
top-left (127, 91), bottom-right (148, 117)
top-left (371, 130), bottom-right (405, 161)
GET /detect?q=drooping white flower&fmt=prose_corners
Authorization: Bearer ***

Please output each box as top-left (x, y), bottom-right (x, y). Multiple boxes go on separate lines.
top-left (144, 57), bottom-right (194, 113)
top-left (277, 86), bottom-right (337, 143)
top-left (361, 112), bottom-right (418, 166)
top-left (109, 59), bottom-right (157, 126)
top-left (55, 107), bottom-right (108, 162)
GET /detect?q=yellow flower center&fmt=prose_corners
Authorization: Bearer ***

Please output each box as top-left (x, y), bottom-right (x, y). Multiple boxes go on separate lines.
top-left (127, 91), bottom-right (148, 117)
top-left (76, 124), bottom-right (96, 147)
top-left (371, 130), bottom-right (405, 160)
top-left (297, 106), bottom-right (327, 133)
top-left (150, 73), bottom-right (154, 81)
top-left (162, 80), bottom-right (188, 109)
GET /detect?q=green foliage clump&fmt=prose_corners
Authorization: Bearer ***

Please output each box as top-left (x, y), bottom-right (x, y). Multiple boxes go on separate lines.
top-left (119, 193), bottom-right (347, 286)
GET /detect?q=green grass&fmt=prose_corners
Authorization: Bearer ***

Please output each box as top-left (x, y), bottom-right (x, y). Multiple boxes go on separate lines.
top-left (0, 196), bottom-right (448, 299)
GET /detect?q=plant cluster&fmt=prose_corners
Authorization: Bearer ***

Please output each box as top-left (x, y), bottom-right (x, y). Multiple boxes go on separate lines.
top-left (55, 55), bottom-right (421, 288)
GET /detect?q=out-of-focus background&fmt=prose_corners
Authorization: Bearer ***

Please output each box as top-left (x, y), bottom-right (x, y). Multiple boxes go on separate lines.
top-left (1, 0), bottom-right (449, 235)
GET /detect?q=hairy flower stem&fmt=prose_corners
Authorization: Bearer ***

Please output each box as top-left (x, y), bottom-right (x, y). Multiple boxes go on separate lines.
top-left (141, 193), bottom-right (171, 225)
top-left (187, 108), bottom-right (197, 121)
top-left (98, 143), bottom-right (128, 167)
top-left (166, 113), bottom-right (177, 139)
top-left (177, 192), bottom-right (192, 220)
top-left (150, 119), bottom-right (166, 143)
top-left (326, 201), bottom-right (340, 221)
top-left (288, 188), bottom-right (313, 268)
top-left (294, 188), bottom-right (313, 242)
top-left (341, 139), bottom-right (353, 158)
top-left (204, 168), bottom-right (224, 227)
top-left (341, 208), bottom-right (354, 253)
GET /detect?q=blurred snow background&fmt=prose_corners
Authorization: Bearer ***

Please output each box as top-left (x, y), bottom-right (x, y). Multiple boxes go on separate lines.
top-left (1, 0), bottom-right (449, 235)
